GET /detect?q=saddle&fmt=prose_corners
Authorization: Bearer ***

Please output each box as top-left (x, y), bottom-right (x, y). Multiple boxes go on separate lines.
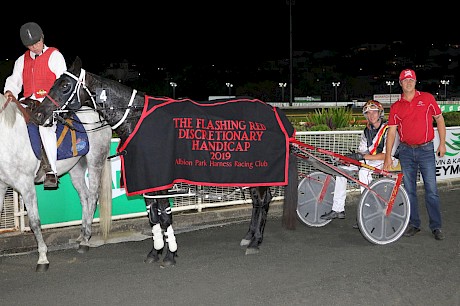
top-left (26, 113), bottom-right (90, 179)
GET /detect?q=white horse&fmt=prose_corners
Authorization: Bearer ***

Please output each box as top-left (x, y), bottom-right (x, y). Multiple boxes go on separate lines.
top-left (0, 93), bottom-right (113, 272)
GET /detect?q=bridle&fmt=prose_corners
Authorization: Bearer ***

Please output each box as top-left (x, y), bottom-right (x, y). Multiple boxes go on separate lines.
top-left (46, 68), bottom-right (138, 130)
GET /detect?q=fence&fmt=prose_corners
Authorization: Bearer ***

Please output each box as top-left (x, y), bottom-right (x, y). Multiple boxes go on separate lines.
top-left (0, 130), bottom-right (415, 234)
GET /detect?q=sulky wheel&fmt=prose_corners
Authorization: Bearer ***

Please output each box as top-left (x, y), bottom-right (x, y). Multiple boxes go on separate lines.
top-left (357, 177), bottom-right (410, 245)
top-left (296, 171), bottom-right (335, 227)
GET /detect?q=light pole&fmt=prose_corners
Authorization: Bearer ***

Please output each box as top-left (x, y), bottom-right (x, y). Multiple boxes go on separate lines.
top-left (279, 82), bottom-right (287, 102)
top-left (287, 0), bottom-right (295, 106)
top-left (332, 82), bottom-right (340, 106)
top-left (441, 80), bottom-right (449, 100)
top-left (386, 81), bottom-right (394, 104)
top-left (226, 82), bottom-right (233, 96)
top-left (169, 82), bottom-right (177, 99)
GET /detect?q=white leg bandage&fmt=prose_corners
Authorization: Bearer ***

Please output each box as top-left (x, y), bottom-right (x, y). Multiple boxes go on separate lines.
top-left (165, 225), bottom-right (177, 252)
top-left (152, 224), bottom-right (164, 250)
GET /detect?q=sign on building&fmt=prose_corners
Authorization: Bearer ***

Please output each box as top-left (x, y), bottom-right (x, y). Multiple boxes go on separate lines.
top-left (373, 94), bottom-right (401, 104)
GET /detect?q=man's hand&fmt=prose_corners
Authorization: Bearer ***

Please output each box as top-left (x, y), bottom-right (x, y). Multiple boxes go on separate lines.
top-left (437, 143), bottom-right (447, 158)
top-left (383, 155), bottom-right (393, 171)
top-left (345, 151), bottom-right (364, 161)
top-left (4, 91), bottom-right (14, 100)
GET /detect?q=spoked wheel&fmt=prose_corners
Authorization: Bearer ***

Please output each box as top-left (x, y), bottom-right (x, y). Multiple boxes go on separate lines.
top-left (297, 171), bottom-right (335, 227)
top-left (357, 177), bottom-right (410, 245)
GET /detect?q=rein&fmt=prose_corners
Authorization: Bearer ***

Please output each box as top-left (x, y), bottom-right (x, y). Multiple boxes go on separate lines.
top-left (53, 69), bottom-right (138, 130)
top-left (3, 96), bottom-right (32, 123)
top-left (1, 96), bottom-right (11, 112)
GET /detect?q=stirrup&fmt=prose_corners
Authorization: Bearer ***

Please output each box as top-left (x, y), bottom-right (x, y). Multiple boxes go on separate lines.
top-left (44, 172), bottom-right (59, 189)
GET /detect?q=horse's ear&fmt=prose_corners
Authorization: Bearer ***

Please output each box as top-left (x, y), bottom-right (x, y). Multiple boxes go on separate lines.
top-left (75, 56), bottom-right (82, 69)
top-left (68, 56), bottom-right (82, 74)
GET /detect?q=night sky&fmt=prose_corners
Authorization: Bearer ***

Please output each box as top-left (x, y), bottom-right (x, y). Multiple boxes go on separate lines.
top-left (1, 2), bottom-right (458, 71)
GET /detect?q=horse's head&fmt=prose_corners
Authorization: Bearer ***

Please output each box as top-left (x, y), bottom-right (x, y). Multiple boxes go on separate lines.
top-left (34, 57), bottom-right (91, 126)
top-left (36, 57), bottom-right (143, 138)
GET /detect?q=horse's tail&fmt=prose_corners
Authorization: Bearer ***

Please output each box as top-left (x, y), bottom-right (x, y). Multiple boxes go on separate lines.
top-left (98, 157), bottom-right (113, 240)
top-left (282, 152), bottom-right (298, 230)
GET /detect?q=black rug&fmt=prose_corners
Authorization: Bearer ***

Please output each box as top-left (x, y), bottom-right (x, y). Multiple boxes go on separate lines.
top-left (119, 97), bottom-right (295, 196)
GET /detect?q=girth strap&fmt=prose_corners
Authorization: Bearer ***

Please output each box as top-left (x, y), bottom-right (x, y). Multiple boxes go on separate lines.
top-left (56, 119), bottom-right (78, 157)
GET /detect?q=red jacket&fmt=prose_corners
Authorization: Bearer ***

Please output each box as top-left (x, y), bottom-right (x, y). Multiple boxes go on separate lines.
top-left (22, 47), bottom-right (58, 99)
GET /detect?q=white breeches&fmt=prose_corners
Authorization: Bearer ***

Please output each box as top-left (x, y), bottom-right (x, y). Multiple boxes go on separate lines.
top-left (39, 124), bottom-right (57, 173)
top-left (332, 159), bottom-right (388, 212)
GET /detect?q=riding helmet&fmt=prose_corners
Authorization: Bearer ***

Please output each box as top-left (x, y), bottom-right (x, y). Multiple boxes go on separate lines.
top-left (20, 22), bottom-right (43, 46)
top-left (362, 100), bottom-right (384, 119)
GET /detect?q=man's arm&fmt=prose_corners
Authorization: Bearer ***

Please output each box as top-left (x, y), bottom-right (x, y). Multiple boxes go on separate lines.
top-left (49, 50), bottom-right (67, 78)
top-left (435, 114), bottom-right (446, 158)
top-left (383, 126), bottom-right (397, 171)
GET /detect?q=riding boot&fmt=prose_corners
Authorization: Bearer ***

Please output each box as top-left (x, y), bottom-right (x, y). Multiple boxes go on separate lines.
top-left (41, 145), bottom-right (58, 189)
top-left (39, 144), bottom-right (52, 174)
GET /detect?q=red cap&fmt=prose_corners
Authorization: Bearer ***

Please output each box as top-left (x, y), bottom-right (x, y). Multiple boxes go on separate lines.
top-left (399, 69), bottom-right (416, 81)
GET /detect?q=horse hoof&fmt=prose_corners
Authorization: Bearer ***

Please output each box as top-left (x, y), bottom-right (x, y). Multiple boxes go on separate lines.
top-left (160, 251), bottom-right (177, 267)
top-left (36, 263), bottom-right (49, 272)
top-left (144, 256), bottom-right (160, 264)
top-left (160, 260), bottom-right (176, 268)
top-left (240, 239), bottom-right (250, 247)
top-left (245, 247), bottom-right (259, 255)
top-left (77, 245), bottom-right (90, 254)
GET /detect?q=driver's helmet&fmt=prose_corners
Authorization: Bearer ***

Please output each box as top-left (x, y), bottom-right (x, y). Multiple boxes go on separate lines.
top-left (20, 22), bottom-right (43, 46)
top-left (362, 100), bottom-right (384, 119)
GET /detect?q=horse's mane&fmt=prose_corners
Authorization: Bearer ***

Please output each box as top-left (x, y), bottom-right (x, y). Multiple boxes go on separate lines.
top-left (0, 94), bottom-right (20, 128)
top-left (88, 71), bottom-right (139, 96)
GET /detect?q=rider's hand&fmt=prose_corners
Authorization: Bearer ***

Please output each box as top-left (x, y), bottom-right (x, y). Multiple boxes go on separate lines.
top-left (345, 151), bottom-right (364, 161)
top-left (4, 91), bottom-right (14, 100)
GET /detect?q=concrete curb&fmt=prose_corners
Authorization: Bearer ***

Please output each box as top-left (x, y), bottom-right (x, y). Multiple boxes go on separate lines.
top-left (2, 178), bottom-right (459, 255)
top-left (0, 202), bottom-right (284, 255)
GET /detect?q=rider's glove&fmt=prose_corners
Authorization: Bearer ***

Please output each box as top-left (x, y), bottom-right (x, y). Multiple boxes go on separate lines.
top-left (345, 151), bottom-right (365, 161)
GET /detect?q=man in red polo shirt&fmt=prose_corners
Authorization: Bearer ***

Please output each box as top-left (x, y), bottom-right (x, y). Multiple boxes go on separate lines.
top-left (383, 69), bottom-right (446, 240)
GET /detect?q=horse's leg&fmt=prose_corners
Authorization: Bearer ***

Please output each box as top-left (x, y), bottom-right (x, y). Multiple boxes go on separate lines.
top-left (244, 187), bottom-right (272, 255)
top-left (144, 196), bottom-right (163, 263)
top-left (0, 183), bottom-right (8, 245)
top-left (240, 188), bottom-right (259, 246)
top-left (162, 218), bottom-right (178, 267)
top-left (0, 182), bottom-right (7, 215)
top-left (68, 160), bottom-right (93, 253)
top-left (144, 192), bottom-right (177, 266)
top-left (84, 126), bottom-right (112, 243)
top-left (19, 183), bottom-right (50, 271)
top-left (67, 140), bottom-right (111, 253)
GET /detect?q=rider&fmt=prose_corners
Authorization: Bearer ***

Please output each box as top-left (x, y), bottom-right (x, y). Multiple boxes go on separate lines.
top-left (3, 22), bottom-right (67, 189)
top-left (320, 100), bottom-right (400, 226)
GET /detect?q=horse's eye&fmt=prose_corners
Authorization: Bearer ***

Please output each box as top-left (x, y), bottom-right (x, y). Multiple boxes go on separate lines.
top-left (61, 81), bottom-right (73, 95)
